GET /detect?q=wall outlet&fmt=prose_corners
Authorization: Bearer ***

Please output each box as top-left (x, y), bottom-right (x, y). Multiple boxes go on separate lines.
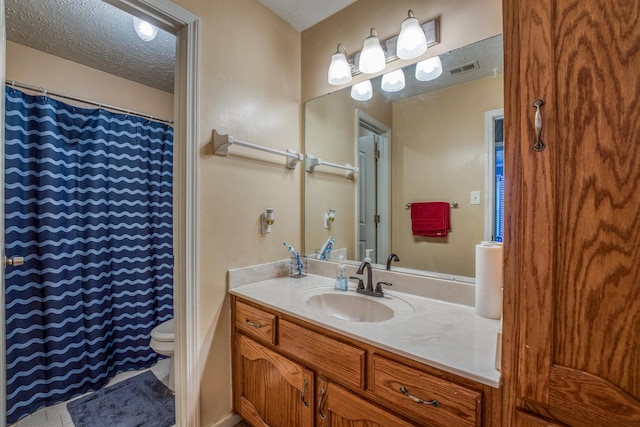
top-left (470, 191), bottom-right (481, 205)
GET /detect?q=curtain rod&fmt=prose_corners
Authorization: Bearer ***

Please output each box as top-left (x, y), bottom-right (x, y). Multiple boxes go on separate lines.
top-left (5, 80), bottom-right (173, 125)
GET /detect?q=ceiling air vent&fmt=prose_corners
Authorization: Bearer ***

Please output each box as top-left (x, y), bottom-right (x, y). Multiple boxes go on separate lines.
top-left (447, 60), bottom-right (480, 76)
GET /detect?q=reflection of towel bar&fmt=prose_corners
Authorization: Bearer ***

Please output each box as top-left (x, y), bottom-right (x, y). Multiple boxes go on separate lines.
top-left (406, 202), bottom-right (459, 209)
top-left (305, 154), bottom-right (358, 179)
top-left (212, 129), bottom-right (303, 169)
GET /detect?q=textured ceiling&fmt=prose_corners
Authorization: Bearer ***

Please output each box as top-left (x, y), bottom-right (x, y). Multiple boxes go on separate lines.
top-left (4, 0), bottom-right (357, 93)
top-left (5, 0), bottom-right (176, 93)
top-left (259, 0), bottom-right (356, 31)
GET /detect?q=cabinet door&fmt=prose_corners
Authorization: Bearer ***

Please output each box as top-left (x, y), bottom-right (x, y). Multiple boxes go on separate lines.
top-left (504, 1), bottom-right (640, 426)
top-left (237, 334), bottom-right (314, 427)
top-left (316, 377), bottom-right (414, 427)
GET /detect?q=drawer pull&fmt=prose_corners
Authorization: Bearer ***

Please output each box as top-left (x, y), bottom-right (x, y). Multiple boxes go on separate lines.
top-left (245, 318), bottom-right (262, 328)
top-left (318, 387), bottom-right (327, 420)
top-left (301, 379), bottom-right (309, 407)
top-left (399, 386), bottom-right (440, 408)
top-left (532, 98), bottom-right (545, 151)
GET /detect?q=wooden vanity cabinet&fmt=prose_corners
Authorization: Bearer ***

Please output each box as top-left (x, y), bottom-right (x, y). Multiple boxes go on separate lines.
top-left (503, 1), bottom-right (640, 426)
top-left (236, 334), bottom-right (314, 427)
top-left (316, 377), bottom-right (413, 427)
top-left (231, 296), bottom-right (500, 426)
top-left (370, 355), bottom-right (482, 427)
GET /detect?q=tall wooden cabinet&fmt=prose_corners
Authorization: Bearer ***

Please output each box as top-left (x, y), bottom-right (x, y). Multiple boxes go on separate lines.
top-left (502, 1), bottom-right (640, 426)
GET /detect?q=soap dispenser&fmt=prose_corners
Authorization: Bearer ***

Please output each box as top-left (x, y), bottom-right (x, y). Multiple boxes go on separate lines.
top-left (335, 255), bottom-right (348, 291)
top-left (364, 249), bottom-right (373, 263)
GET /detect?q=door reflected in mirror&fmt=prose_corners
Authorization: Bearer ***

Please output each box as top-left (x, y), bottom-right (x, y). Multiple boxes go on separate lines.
top-left (304, 35), bottom-right (504, 281)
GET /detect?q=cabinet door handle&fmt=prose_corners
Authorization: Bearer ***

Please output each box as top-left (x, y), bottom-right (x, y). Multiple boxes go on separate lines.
top-left (532, 98), bottom-right (546, 151)
top-left (318, 387), bottom-right (327, 420)
top-left (399, 386), bottom-right (440, 408)
top-left (301, 378), bottom-right (309, 407)
top-left (245, 318), bottom-right (262, 328)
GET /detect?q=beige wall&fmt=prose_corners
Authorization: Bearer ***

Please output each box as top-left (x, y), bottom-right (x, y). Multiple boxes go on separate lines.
top-left (6, 41), bottom-right (173, 120)
top-left (301, 0), bottom-right (502, 102)
top-left (304, 88), bottom-right (391, 258)
top-left (392, 75), bottom-right (503, 277)
top-left (171, 0), bottom-right (301, 425)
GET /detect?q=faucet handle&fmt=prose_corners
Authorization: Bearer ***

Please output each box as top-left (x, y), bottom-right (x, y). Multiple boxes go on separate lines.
top-left (375, 281), bottom-right (393, 294)
top-left (349, 276), bottom-right (365, 290)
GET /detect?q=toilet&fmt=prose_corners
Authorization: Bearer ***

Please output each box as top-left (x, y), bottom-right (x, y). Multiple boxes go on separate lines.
top-left (149, 318), bottom-right (175, 391)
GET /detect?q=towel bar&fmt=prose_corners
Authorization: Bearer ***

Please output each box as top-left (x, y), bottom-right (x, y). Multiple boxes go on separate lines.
top-left (212, 129), bottom-right (303, 169)
top-left (406, 202), bottom-right (459, 209)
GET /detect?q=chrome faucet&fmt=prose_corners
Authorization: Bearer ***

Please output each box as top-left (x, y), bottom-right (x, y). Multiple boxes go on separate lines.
top-left (350, 261), bottom-right (392, 297)
top-left (386, 253), bottom-right (400, 270)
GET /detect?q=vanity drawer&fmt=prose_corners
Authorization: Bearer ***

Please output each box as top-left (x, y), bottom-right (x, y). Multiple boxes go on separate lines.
top-left (371, 355), bottom-right (482, 427)
top-left (235, 300), bottom-right (277, 345)
top-left (278, 319), bottom-right (365, 390)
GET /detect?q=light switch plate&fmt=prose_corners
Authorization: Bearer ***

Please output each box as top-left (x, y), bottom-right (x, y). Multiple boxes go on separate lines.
top-left (470, 191), bottom-right (481, 205)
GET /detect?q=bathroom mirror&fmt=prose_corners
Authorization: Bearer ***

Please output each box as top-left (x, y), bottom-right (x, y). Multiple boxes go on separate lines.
top-left (304, 35), bottom-right (504, 281)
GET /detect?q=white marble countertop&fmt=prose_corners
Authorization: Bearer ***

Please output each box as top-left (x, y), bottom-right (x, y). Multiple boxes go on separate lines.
top-left (229, 270), bottom-right (501, 388)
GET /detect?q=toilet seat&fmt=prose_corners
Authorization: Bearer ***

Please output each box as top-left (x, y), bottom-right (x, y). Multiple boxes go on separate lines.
top-left (151, 319), bottom-right (174, 342)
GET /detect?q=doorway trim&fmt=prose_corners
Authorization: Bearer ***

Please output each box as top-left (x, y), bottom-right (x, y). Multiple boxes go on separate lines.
top-left (1, 0), bottom-right (7, 423)
top-left (356, 110), bottom-right (391, 263)
top-left (1, 1), bottom-right (201, 426)
top-left (484, 108), bottom-right (504, 241)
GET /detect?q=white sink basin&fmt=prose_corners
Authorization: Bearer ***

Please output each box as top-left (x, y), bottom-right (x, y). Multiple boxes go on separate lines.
top-left (300, 287), bottom-right (415, 323)
top-left (306, 293), bottom-right (394, 322)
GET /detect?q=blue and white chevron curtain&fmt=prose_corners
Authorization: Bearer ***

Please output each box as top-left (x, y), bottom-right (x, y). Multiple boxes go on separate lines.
top-left (4, 86), bottom-right (174, 423)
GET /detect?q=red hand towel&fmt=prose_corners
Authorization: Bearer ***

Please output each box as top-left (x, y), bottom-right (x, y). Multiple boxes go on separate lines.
top-left (410, 202), bottom-right (451, 237)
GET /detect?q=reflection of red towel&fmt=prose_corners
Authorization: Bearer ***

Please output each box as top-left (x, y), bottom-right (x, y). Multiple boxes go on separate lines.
top-left (410, 202), bottom-right (451, 237)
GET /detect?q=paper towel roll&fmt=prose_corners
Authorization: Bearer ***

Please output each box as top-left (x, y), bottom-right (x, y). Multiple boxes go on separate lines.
top-left (475, 243), bottom-right (503, 319)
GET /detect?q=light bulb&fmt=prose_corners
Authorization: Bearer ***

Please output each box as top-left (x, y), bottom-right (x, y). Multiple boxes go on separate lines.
top-left (397, 10), bottom-right (427, 60)
top-left (133, 17), bottom-right (158, 42)
top-left (415, 56), bottom-right (443, 81)
top-left (359, 28), bottom-right (386, 74)
top-left (350, 80), bottom-right (373, 101)
top-left (328, 44), bottom-right (352, 85)
top-left (381, 69), bottom-right (406, 92)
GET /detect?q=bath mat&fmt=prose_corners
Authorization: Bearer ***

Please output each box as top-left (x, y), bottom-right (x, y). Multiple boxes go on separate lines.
top-left (67, 371), bottom-right (175, 427)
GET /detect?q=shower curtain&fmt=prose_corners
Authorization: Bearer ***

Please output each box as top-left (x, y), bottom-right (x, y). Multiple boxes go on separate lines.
top-left (4, 87), bottom-right (174, 423)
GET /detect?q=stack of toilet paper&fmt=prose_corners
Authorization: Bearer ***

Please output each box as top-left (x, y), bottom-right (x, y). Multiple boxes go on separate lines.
top-left (475, 241), bottom-right (503, 319)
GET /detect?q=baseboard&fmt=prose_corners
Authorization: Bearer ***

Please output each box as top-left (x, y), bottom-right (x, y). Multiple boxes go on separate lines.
top-left (210, 412), bottom-right (242, 427)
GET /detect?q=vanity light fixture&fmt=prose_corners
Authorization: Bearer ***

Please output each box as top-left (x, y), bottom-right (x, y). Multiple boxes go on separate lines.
top-left (326, 14), bottom-right (438, 81)
top-left (262, 208), bottom-right (275, 234)
top-left (396, 10), bottom-right (428, 60)
top-left (381, 69), bottom-right (406, 93)
top-left (133, 17), bottom-right (158, 42)
top-left (415, 56), bottom-right (443, 81)
top-left (358, 28), bottom-right (386, 74)
top-left (328, 44), bottom-right (353, 85)
top-left (350, 80), bottom-right (373, 101)
top-left (324, 209), bottom-right (336, 229)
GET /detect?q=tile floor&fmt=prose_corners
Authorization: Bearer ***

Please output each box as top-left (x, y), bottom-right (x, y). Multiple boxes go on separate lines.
top-left (9, 358), bottom-right (173, 427)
